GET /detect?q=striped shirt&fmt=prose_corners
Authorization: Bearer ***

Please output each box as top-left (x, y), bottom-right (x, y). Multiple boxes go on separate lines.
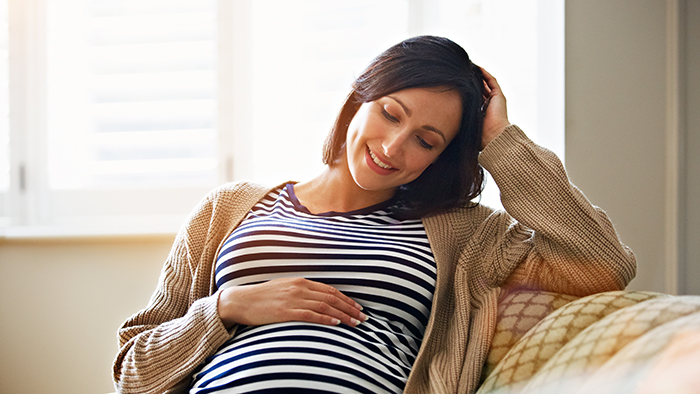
top-left (190, 184), bottom-right (436, 393)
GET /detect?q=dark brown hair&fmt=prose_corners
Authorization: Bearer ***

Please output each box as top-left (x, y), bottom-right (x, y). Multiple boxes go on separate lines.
top-left (323, 36), bottom-right (486, 219)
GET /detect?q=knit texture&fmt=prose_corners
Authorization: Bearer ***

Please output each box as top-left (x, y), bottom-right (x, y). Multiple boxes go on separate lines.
top-left (113, 125), bottom-right (636, 394)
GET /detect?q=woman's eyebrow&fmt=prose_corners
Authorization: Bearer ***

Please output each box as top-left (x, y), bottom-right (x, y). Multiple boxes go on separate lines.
top-left (387, 95), bottom-right (413, 117)
top-left (387, 95), bottom-right (447, 143)
top-left (422, 125), bottom-right (446, 142)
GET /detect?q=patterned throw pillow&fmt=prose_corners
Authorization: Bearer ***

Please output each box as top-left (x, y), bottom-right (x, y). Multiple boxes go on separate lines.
top-left (519, 295), bottom-right (700, 394)
top-left (573, 312), bottom-right (700, 394)
top-left (477, 290), bottom-right (665, 394)
top-left (482, 289), bottom-right (580, 380)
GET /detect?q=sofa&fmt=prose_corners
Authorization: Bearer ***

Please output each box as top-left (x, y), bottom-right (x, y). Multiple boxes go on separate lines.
top-left (476, 288), bottom-right (700, 394)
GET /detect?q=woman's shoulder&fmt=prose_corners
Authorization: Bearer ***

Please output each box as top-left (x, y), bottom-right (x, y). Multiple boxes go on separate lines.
top-left (178, 181), bottom-right (293, 244)
top-left (438, 202), bottom-right (501, 221)
top-left (424, 202), bottom-right (509, 239)
top-left (204, 180), bottom-right (293, 204)
top-left (183, 180), bottom-right (291, 224)
top-left (210, 180), bottom-right (278, 195)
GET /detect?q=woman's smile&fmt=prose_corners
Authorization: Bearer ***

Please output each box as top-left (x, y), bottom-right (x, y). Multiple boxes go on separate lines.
top-left (366, 146), bottom-right (398, 174)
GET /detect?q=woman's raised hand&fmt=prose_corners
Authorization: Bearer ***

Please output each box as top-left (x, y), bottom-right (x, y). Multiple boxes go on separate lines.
top-left (480, 68), bottom-right (511, 150)
top-left (217, 277), bottom-right (367, 330)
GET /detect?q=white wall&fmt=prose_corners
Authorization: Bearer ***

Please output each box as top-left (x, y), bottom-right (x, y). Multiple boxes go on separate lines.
top-left (0, 237), bottom-right (170, 394)
top-left (565, 0), bottom-right (698, 293)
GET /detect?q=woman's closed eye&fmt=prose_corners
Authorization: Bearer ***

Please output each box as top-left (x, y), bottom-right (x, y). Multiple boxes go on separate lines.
top-left (417, 136), bottom-right (434, 150)
top-left (381, 107), bottom-right (434, 150)
top-left (381, 108), bottom-right (399, 123)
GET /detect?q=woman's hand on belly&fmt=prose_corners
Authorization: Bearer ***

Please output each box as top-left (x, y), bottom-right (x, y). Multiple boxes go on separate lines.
top-left (217, 277), bottom-right (368, 330)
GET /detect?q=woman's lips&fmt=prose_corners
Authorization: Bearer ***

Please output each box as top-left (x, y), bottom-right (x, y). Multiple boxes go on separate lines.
top-left (365, 146), bottom-right (398, 175)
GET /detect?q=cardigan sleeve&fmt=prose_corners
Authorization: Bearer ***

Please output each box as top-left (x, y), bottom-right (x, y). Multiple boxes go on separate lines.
top-left (112, 189), bottom-right (234, 394)
top-left (476, 125), bottom-right (636, 296)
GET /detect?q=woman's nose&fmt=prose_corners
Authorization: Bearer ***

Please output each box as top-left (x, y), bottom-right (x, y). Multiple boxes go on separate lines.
top-left (381, 131), bottom-right (409, 158)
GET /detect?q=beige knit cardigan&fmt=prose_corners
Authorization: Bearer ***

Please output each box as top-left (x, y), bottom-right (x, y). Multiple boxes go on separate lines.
top-left (113, 125), bottom-right (636, 394)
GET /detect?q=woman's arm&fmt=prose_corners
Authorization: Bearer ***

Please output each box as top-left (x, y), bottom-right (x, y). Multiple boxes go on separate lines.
top-left (478, 125), bottom-right (636, 295)
top-left (475, 70), bottom-right (636, 295)
top-left (112, 190), bottom-right (233, 394)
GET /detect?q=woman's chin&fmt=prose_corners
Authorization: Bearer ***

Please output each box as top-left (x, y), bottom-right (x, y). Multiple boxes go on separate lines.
top-left (350, 174), bottom-right (395, 193)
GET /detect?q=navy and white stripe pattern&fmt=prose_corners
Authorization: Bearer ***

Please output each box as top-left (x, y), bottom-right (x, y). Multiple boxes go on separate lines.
top-left (190, 184), bottom-right (436, 393)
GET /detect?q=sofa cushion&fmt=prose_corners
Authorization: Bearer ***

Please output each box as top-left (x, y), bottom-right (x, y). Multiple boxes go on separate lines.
top-left (520, 294), bottom-right (700, 393)
top-left (573, 311), bottom-right (700, 394)
top-left (477, 290), bottom-right (666, 394)
top-left (482, 289), bottom-right (580, 380)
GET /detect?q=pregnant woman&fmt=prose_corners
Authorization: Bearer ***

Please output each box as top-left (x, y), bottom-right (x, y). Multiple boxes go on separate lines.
top-left (113, 35), bottom-right (635, 394)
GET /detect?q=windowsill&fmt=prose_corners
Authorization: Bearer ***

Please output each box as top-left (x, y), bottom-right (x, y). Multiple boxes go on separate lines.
top-left (0, 225), bottom-right (177, 240)
top-left (0, 216), bottom-right (183, 240)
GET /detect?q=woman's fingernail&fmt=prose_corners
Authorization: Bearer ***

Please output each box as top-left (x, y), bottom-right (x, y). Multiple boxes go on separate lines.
top-left (355, 302), bottom-right (363, 310)
top-left (351, 318), bottom-right (360, 326)
top-left (332, 318), bottom-right (341, 325)
top-left (359, 312), bottom-right (368, 322)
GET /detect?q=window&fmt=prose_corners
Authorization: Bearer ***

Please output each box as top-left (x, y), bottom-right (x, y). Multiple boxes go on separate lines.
top-left (1, 0), bottom-right (564, 237)
top-left (0, 0), bottom-right (8, 226)
top-left (46, 0), bottom-right (218, 190)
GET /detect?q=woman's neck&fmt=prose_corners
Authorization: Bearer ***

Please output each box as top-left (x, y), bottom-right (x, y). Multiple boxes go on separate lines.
top-left (293, 162), bottom-right (395, 214)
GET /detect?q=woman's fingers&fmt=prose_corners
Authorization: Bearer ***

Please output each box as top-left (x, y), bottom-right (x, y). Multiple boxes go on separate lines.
top-left (293, 279), bottom-right (368, 326)
top-left (293, 298), bottom-right (366, 327)
top-left (217, 277), bottom-right (367, 329)
top-left (481, 67), bottom-right (501, 93)
top-left (479, 67), bottom-right (510, 150)
top-left (288, 308), bottom-right (343, 326)
top-left (307, 279), bottom-right (364, 312)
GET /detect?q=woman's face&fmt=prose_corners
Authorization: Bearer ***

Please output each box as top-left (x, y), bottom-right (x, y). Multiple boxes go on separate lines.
top-left (345, 87), bottom-right (462, 193)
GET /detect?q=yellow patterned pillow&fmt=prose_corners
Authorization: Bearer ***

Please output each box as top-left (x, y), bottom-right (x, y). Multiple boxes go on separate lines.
top-left (482, 289), bottom-right (580, 381)
top-left (478, 291), bottom-right (664, 394)
top-left (573, 312), bottom-right (700, 394)
top-left (519, 295), bottom-right (700, 394)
